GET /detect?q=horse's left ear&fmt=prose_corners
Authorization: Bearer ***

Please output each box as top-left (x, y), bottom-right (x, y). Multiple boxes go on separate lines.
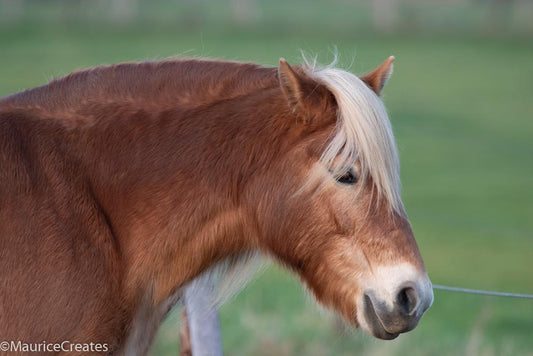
top-left (360, 56), bottom-right (395, 96)
top-left (278, 58), bottom-right (309, 112)
top-left (278, 58), bottom-right (334, 123)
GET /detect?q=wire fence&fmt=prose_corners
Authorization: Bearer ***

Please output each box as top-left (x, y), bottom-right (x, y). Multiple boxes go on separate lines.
top-left (433, 284), bottom-right (533, 299)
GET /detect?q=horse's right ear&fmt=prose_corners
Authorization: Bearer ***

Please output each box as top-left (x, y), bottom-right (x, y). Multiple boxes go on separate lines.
top-left (360, 56), bottom-right (395, 96)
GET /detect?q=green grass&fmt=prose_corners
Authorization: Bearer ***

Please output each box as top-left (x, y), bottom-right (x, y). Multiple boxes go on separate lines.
top-left (1, 20), bottom-right (532, 356)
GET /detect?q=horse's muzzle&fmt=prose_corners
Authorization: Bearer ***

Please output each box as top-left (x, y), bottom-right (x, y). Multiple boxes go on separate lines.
top-left (362, 281), bottom-right (433, 340)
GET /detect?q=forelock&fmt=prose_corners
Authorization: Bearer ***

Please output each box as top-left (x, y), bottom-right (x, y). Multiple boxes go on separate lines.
top-left (304, 64), bottom-right (403, 214)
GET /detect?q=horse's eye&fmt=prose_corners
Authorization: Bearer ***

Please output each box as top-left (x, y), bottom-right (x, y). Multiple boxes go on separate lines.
top-left (336, 170), bottom-right (358, 185)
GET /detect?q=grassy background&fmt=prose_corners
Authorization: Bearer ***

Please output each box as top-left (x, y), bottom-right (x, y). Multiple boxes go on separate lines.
top-left (1, 2), bottom-right (532, 355)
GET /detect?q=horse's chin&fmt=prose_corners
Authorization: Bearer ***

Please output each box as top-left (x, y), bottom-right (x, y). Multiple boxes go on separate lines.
top-left (369, 329), bottom-right (400, 340)
top-left (355, 296), bottom-right (401, 340)
top-left (360, 314), bottom-right (400, 340)
top-left (350, 317), bottom-right (399, 340)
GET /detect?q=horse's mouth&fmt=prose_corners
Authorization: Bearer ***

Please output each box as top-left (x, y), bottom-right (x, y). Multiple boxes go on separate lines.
top-left (363, 294), bottom-right (400, 340)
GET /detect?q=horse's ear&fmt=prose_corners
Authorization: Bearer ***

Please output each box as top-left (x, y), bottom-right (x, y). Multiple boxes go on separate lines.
top-left (278, 58), bottom-right (307, 111)
top-left (278, 58), bottom-right (333, 123)
top-left (360, 56), bottom-right (395, 96)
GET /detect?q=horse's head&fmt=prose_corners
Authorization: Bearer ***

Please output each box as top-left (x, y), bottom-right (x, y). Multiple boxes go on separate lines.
top-left (250, 57), bottom-right (433, 340)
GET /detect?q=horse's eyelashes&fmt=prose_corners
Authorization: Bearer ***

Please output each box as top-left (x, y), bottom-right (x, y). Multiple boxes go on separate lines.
top-left (336, 170), bottom-right (358, 185)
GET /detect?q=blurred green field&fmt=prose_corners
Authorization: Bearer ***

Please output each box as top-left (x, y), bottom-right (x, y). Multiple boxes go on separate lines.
top-left (1, 14), bottom-right (532, 356)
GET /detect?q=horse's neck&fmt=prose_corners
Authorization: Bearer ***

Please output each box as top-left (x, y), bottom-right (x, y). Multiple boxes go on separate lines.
top-left (2, 59), bottom-right (285, 307)
top-left (0, 59), bottom-right (277, 118)
top-left (69, 109), bottom-right (255, 301)
top-left (64, 88), bottom-right (293, 315)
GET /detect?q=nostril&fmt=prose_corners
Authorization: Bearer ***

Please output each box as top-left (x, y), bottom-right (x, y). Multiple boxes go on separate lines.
top-left (396, 286), bottom-right (420, 316)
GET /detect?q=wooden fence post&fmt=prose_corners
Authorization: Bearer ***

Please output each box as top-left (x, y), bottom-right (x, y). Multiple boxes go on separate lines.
top-left (179, 281), bottom-right (223, 356)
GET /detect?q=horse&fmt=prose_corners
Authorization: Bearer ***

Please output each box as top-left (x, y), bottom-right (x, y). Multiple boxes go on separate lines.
top-left (0, 55), bottom-right (433, 355)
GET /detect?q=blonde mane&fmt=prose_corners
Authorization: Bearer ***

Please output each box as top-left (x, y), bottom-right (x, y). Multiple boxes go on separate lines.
top-left (306, 63), bottom-right (403, 215)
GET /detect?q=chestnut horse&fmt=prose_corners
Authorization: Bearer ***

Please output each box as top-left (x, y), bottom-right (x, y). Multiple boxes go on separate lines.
top-left (0, 56), bottom-right (433, 355)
